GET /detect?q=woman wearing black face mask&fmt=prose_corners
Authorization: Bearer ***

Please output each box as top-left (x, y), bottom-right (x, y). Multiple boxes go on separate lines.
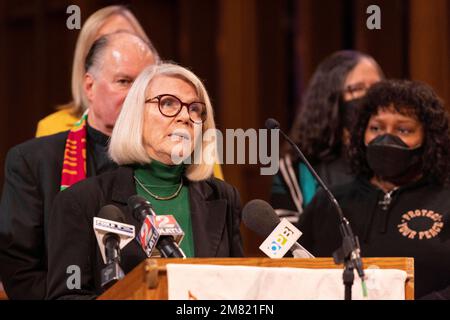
top-left (270, 50), bottom-right (384, 223)
top-left (298, 79), bottom-right (450, 299)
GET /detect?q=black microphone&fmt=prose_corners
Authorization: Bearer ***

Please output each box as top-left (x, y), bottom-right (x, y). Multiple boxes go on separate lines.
top-left (266, 118), bottom-right (366, 287)
top-left (242, 199), bottom-right (314, 258)
top-left (98, 205), bottom-right (123, 265)
top-left (96, 205), bottom-right (132, 288)
top-left (128, 195), bottom-right (185, 258)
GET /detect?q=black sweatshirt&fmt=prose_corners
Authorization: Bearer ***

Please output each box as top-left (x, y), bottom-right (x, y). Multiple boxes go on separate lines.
top-left (298, 176), bottom-right (450, 299)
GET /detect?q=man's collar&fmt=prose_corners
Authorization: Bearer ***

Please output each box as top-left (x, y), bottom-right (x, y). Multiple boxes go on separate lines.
top-left (86, 120), bottom-right (110, 147)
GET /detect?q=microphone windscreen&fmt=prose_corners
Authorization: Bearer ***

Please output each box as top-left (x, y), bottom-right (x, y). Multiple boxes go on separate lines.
top-left (128, 195), bottom-right (154, 222)
top-left (98, 204), bottom-right (126, 223)
top-left (127, 195), bottom-right (150, 210)
top-left (265, 118), bottom-right (280, 130)
top-left (242, 199), bottom-right (280, 238)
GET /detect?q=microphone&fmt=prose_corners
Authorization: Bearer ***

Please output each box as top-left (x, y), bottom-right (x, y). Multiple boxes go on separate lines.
top-left (94, 205), bottom-right (135, 288)
top-left (128, 195), bottom-right (185, 258)
top-left (266, 118), bottom-right (366, 292)
top-left (242, 199), bottom-right (314, 258)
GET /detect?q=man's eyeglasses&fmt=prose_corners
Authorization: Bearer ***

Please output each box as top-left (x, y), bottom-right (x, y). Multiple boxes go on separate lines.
top-left (145, 94), bottom-right (207, 124)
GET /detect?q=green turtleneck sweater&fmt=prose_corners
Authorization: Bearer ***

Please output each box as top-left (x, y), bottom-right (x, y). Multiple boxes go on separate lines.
top-left (134, 160), bottom-right (195, 257)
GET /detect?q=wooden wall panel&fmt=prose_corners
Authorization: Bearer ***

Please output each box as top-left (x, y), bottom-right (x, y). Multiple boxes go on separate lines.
top-left (354, 0), bottom-right (409, 79)
top-left (216, 0), bottom-right (259, 194)
top-left (0, 0), bottom-right (7, 188)
top-left (0, 1), bottom-right (77, 189)
top-left (409, 0), bottom-right (450, 107)
top-left (177, 0), bottom-right (219, 108)
top-left (294, 0), bottom-right (346, 96)
top-left (130, 0), bottom-right (180, 61)
top-left (256, 0), bottom-right (291, 133)
top-left (216, 0), bottom-right (261, 255)
top-left (4, 3), bottom-right (39, 153)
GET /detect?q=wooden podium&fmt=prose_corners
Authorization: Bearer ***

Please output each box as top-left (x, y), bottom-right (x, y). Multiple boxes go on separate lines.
top-left (98, 257), bottom-right (414, 300)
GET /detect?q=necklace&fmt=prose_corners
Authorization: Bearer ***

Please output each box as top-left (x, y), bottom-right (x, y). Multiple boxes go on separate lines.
top-left (378, 187), bottom-right (399, 211)
top-left (134, 175), bottom-right (183, 200)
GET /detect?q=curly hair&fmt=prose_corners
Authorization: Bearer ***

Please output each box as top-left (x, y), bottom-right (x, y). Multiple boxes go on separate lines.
top-left (349, 79), bottom-right (450, 185)
top-left (286, 50), bottom-right (383, 163)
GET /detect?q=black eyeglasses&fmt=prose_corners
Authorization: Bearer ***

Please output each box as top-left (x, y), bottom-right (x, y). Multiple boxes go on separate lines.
top-left (342, 82), bottom-right (369, 99)
top-left (145, 94), bottom-right (207, 124)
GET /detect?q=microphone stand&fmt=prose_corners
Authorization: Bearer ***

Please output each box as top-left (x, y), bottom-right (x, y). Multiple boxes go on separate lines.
top-left (101, 234), bottom-right (125, 289)
top-left (272, 121), bottom-right (366, 300)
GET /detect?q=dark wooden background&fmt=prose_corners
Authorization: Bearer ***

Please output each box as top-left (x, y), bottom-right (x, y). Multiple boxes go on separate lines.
top-left (0, 0), bottom-right (449, 255)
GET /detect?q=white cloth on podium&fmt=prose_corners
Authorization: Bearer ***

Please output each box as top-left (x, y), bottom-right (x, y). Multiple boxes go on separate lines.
top-left (166, 264), bottom-right (407, 300)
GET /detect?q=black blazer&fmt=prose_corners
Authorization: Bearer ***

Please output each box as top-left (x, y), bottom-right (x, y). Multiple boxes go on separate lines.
top-left (46, 166), bottom-right (244, 299)
top-left (0, 132), bottom-right (68, 299)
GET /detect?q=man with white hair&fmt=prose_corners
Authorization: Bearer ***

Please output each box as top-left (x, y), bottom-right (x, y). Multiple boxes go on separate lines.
top-left (0, 31), bottom-right (157, 299)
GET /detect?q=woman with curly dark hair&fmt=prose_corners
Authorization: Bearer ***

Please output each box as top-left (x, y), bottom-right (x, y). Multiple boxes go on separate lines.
top-left (298, 79), bottom-right (450, 299)
top-left (271, 50), bottom-right (383, 222)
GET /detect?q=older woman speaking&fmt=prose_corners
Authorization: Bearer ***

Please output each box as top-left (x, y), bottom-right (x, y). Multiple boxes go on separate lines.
top-left (46, 63), bottom-right (243, 299)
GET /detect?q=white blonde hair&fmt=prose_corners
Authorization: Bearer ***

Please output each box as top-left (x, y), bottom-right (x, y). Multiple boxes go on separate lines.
top-left (67, 5), bottom-right (160, 117)
top-left (109, 63), bottom-right (217, 181)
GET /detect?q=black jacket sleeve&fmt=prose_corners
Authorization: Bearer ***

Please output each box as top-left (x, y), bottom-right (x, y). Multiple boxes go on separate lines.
top-left (0, 147), bottom-right (46, 300)
top-left (296, 190), bottom-right (320, 251)
top-left (46, 188), bottom-right (97, 300)
top-left (229, 184), bottom-right (244, 257)
top-left (297, 188), bottom-right (342, 257)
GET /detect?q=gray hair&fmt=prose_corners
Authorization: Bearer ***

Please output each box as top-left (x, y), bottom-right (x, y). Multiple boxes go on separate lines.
top-left (109, 63), bottom-right (217, 181)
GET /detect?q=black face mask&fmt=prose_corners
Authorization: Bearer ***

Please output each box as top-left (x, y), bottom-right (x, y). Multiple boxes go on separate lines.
top-left (340, 97), bottom-right (363, 129)
top-left (366, 134), bottom-right (423, 183)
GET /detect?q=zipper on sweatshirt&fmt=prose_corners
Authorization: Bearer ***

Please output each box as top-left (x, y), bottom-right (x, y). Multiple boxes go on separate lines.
top-left (377, 187), bottom-right (399, 233)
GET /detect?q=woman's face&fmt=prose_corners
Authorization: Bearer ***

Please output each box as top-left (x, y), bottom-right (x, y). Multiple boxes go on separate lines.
top-left (143, 75), bottom-right (202, 165)
top-left (364, 106), bottom-right (424, 148)
top-left (343, 58), bottom-right (382, 101)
